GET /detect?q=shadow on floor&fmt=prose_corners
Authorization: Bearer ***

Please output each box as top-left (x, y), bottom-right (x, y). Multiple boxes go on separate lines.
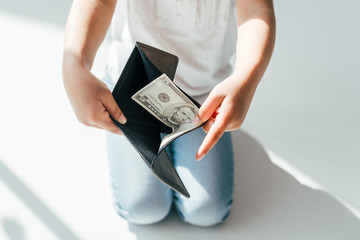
top-left (2, 218), bottom-right (25, 240)
top-left (0, 160), bottom-right (81, 240)
top-left (128, 130), bottom-right (360, 240)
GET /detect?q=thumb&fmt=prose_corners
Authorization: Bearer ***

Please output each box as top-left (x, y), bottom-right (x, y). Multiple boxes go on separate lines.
top-left (101, 91), bottom-right (127, 124)
top-left (197, 91), bottom-right (224, 123)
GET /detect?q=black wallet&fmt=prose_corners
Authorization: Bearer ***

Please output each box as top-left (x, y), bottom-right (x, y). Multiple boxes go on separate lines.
top-left (111, 42), bottom-right (202, 198)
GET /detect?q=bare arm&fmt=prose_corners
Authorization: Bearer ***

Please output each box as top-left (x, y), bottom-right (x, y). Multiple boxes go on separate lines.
top-left (196, 0), bottom-right (276, 160)
top-left (62, 0), bottom-right (126, 134)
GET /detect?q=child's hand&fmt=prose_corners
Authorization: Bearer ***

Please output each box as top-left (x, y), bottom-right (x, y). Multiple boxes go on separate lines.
top-left (63, 66), bottom-right (126, 135)
top-left (195, 73), bottom-right (257, 160)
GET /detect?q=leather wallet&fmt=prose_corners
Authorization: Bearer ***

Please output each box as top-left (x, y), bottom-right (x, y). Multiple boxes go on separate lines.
top-left (111, 42), bottom-right (202, 198)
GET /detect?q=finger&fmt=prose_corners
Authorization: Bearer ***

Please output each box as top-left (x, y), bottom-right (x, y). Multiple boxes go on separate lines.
top-left (94, 123), bottom-right (123, 135)
top-left (109, 128), bottom-right (123, 135)
top-left (89, 124), bottom-right (102, 130)
top-left (83, 120), bottom-right (122, 135)
top-left (196, 113), bottom-right (229, 160)
top-left (202, 117), bottom-right (215, 133)
top-left (96, 112), bottom-right (123, 135)
top-left (100, 91), bottom-right (127, 124)
top-left (197, 92), bottom-right (224, 123)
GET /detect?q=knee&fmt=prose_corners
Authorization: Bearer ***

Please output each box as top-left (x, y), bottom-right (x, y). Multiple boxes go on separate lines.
top-left (113, 200), bottom-right (171, 225)
top-left (177, 198), bottom-right (233, 227)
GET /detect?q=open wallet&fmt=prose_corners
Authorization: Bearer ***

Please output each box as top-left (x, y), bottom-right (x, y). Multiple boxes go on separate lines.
top-left (111, 42), bottom-right (204, 198)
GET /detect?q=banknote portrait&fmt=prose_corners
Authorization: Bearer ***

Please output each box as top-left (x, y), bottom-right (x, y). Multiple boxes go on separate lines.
top-left (132, 74), bottom-right (201, 147)
top-left (163, 102), bottom-right (197, 127)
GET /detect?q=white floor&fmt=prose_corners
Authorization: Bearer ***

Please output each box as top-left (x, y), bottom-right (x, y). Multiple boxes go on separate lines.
top-left (0, 1), bottom-right (360, 239)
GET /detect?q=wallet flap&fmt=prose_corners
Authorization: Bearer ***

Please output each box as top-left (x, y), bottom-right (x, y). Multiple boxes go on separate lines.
top-left (151, 150), bottom-right (190, 198)
top-left (136, 42), bottom-right (179, 81)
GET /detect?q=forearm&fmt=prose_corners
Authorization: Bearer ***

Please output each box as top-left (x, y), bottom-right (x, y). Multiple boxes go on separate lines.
top-left (61, 0), bottom-right (125, 134)
top-left (232, 0), bottom-right (276, 93)
top-left (63, 0), bottom-right (116, 72)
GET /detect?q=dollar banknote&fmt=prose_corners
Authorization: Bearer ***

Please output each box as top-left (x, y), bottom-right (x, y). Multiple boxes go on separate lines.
top-left (132, 74), bottom-right (201, 150)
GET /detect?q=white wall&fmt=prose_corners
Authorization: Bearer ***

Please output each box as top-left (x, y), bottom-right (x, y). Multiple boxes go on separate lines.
top-left (242, 0), bottom-right (360, 214)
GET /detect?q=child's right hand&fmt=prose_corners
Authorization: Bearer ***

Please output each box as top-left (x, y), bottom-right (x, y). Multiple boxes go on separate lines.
top-left (62, 63), bottom-right (126, 135)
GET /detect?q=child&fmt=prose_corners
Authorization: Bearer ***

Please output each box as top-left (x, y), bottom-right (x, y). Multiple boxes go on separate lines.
top-left (62, 0), bottom-right (275, 227)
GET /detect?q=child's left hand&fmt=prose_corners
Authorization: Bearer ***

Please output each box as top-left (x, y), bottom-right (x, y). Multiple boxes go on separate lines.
top-left (195, 73), bottom-right (257, 160)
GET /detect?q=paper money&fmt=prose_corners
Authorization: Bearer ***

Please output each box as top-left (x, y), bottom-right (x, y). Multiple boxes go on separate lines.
top-left (132, 74), bottom-right (201, 150)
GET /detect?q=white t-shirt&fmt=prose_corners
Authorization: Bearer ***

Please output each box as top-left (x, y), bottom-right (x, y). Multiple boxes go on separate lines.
top-left (105, 0), bottom-right (237, 103)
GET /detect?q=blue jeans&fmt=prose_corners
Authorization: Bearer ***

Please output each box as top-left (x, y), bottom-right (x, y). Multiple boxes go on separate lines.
top-left (106, 128), bottom-right (234, 227)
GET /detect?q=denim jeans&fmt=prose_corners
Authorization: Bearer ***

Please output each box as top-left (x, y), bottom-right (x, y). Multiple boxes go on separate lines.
top-left (102, 73), bottom-right (234, 226)
top-left (105, 128), bottom-right (234, 227)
